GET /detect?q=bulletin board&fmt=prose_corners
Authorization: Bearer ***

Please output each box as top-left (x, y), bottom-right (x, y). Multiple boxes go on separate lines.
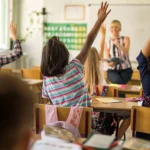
top-left (44, 22), bottom-right (87, 50)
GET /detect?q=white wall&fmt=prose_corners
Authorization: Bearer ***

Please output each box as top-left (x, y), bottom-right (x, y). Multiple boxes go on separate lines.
top-left (15, 0), bottom-right (44, 68)
top-left (16, 0), bottom-right (150, 68)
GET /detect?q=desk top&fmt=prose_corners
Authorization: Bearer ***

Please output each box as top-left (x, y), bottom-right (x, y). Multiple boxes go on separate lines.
top-left (23, 79), bottom-right (43, 85)
top-left (92, 97), bottom-right (138, 111)
top-left (115, 85), bottom-right (141, 92)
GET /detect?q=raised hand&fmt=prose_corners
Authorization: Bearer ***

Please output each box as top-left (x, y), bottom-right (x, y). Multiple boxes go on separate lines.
top-left (100, 24), bottom-right (106, 36)
top-left (97, 2), bottom-right (111, 23)
top-left (9, 21), bottom-right (17, 41)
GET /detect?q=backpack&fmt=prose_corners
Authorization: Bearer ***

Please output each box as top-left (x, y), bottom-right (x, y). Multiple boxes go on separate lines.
top-left (95, 112), bottom-right (117, 135)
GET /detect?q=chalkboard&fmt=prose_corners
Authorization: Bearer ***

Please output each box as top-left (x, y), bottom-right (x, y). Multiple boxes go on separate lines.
top-left (88, 4), bottom-right (150, 61)
top-left (44, 22), bottom-right (87, 50)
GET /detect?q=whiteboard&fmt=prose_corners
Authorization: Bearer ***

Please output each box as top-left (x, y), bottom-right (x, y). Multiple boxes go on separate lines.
top-left (87, 4), bottom-right (150, 61)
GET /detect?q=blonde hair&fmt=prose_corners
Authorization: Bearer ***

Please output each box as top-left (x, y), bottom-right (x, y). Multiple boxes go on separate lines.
top-left (111, 20), bottom-right (121, 29)
top-left (84, 47), bottom-right (102, 95)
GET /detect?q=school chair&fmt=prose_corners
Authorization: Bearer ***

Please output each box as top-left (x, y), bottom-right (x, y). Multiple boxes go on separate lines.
top-left (1, 68), bottom-right (12, 73)
top-left (21, 68), bottom-right (42, 103)
top-left (34, 104), bottom-right (92, 138)
top-left (131, 106), bottom-right (150, 137)
top-left (32, 66), bottom-right (40, 70)
top-left (96, 85), bottom-right (116, 97)
top-left (21, 68), bottom-right (42, 79)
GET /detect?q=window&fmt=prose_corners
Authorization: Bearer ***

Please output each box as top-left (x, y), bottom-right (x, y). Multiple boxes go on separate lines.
top-left (0, 0), bottom-right (12, 50)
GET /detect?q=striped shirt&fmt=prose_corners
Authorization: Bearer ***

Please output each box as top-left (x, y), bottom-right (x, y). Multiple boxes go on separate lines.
top-left (0, 40), bottom-right (22, 68)
top-left (42, 59), bottom-right (91, 107)
top-left (108, 36), bottom-right (132, 70)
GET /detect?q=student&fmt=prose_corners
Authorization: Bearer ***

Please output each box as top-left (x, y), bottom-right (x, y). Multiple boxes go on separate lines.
top-left (104, 20), bottom-right (133, 84)
top-left (41, 2), bottom-right (111, 107)
top-left (84, 26), bottom-right (130, 139)
top-left (136, 38), bottom-right (150, 140)
top-left (0, 21), bottom-right (22, 68)
top-left (0, 74), bottom-right (33, 150)
top-left (84, 26), bottom-right (107, 96)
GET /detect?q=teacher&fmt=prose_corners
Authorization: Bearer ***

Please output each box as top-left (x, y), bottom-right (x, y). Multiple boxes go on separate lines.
top-left (104, 20), bottom-right (133, 84)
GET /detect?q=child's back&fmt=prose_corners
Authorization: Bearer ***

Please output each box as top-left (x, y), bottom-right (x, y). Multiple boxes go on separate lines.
top-left (42, 59), bottom-right (91, 107)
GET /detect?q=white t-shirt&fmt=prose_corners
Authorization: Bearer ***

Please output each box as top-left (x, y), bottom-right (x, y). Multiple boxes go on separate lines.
top-left (99, 61), bottom-right (108, 86)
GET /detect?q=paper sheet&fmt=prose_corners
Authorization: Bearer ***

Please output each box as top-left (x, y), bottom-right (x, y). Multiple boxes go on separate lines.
top-left (84, 134), bottom-right (114, 149)
top-left (96, 98), bottom-right (120, 103)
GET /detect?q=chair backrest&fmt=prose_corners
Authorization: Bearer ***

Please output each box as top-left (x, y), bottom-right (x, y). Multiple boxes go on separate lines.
top-left (131, 106), bottom-right (150, 136)
top-left (1, 68), bottom-right (12, 73)
top-left (32, 66), bottom-right (40, 69)
top-left (21, 68), bottom-right (42, 79)
top-left (34, 104), bottom-right (92, 137)
top-left (96, 85), bottom-right (116, 97)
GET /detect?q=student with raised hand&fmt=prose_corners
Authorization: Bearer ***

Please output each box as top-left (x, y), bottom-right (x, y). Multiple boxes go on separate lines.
top-left (136, 38), bottom-right (150, 140)
top-left (41, 1), bottom-right (110, 106)
top-left (84, 26), bottom-right (130, 139)
top-left (0, 21), bottom-right (22, 68)
top-left (104, 20), bottom-right (132, 84)
top-left (41, 2), bottom-right (110, 130)
top-left (0, 74), bottom-right (34, 150)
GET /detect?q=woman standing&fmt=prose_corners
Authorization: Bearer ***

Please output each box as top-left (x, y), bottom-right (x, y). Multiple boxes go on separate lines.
top-left (104, 20), bottom-right (132, 84)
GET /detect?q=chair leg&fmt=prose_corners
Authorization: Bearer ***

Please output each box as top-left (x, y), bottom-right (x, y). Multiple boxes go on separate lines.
top-left (132, 108), bottom-right (136, 137)
top-left (123, 133), bottom-right (126, 141)
top-left (85, 112), bottom-right (89, 138)
top-left (35, 108), bottom-right (40, 134)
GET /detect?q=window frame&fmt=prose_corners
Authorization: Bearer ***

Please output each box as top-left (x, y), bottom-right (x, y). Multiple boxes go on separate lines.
top-left (0, 0), bottom-right (11, 50)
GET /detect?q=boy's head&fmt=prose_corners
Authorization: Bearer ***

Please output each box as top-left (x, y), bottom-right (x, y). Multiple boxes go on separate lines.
top-left (110, 20), bottom-right (121, 36)
top-left (0, 74), bottom-right (34, 150)
top-left (41, 36), bottom-right (69, 76)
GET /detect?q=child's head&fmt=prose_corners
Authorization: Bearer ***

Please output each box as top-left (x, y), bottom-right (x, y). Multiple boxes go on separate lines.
top-left (41, 36), bottom-right (69, 77)
top-left (110, 20), bottom-right (121, 36)
top-left (0, 74), bottom-right (33, 150)
top-left (84, 47), bottom-right (101, 95)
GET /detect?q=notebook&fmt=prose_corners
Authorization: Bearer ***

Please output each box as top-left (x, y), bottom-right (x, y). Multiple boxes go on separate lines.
top-left (123, 137), bottom-right (150, 150)
top-left (83, 134), bottom-right (115, 150)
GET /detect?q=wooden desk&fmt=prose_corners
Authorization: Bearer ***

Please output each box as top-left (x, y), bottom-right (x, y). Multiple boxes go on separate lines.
top-left (114, 85), bottom-right (141, 97)
top-left (92, 97), bottom-right (137, 111)
top-left (23, 79), bottom-right (43, 103)
top-left (92, 96), bottom-right (138, 138)
top-left (92, 96), bottom-right (138, 118)
top-left (23, 79), bottom-right (43, 86)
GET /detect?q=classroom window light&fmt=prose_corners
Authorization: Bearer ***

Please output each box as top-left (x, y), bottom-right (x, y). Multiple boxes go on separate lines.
top-left (0, 0), bottom-right (10, 50)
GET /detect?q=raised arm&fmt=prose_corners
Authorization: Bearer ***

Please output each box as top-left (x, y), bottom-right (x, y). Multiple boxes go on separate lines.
top-left (142, 38), bottom-right (150, 58)
top-left (99, 25), bottom-right (106, 61)
top-left (0, 22), bottom-right (23, 67)
top-left (76, 2), bottom-right (111, 64)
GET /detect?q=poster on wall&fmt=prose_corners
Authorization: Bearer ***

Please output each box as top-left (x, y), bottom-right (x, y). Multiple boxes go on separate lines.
top-left (64, 5), bottom-right (85, 20)
top-left (44, 22), bottom-right (87, 50)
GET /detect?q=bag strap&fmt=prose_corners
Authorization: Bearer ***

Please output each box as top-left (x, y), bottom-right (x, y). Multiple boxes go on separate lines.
top-left (45, 105), bottom-right (58, 125)
top-left (66, 107), bottom-right (83, 128)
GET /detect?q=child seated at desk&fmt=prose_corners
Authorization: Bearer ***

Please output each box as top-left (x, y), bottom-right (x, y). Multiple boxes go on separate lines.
top-left (136, 38), bottom-right (150, 140)
top-left (84, 26), bottom-right (130, 140)
top-left (41, 1), bottom-right (111, 133)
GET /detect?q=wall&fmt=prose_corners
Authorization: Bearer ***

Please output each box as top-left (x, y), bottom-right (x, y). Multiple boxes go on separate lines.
top-left (16, 0), bottom-right (150, 68)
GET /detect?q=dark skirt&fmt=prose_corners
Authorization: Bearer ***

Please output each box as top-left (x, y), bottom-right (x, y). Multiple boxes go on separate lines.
top-left (107, 68), bottom-right (133, 84)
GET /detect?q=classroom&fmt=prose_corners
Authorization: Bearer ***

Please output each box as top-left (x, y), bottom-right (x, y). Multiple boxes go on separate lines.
top-left (0, 0), bottom-right (150, 149)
